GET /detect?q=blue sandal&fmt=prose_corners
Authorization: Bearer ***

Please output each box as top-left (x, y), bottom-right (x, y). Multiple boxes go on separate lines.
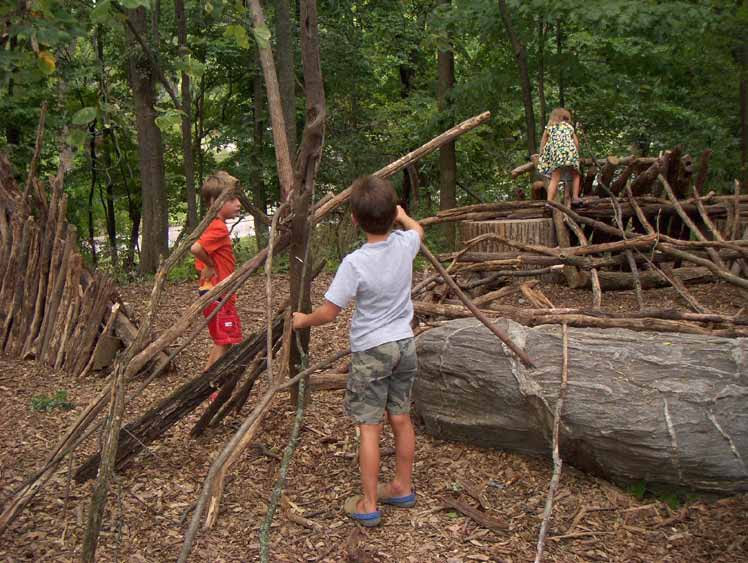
top-left (377, 484), bottom-right (416, 508)
top-left (344, 495), bottom-right (381, 527)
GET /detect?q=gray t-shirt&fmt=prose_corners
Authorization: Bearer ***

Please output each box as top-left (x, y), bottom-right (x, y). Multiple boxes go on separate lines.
top-left (325, 229), bottom-right (420, 352)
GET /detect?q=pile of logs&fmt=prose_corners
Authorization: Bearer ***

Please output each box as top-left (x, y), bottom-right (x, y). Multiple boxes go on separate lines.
top-left (0, 114), bottom-right (168, 376)
top-left (415, 150), bottom-right (747, 337)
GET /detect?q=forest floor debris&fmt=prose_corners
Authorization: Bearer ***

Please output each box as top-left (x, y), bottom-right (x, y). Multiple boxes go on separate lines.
top-left (1, 274), bottom-right (747, 562)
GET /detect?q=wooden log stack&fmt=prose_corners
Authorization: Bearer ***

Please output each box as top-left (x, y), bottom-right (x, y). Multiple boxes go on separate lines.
top-left (0, 153), bottom-right (168, 376)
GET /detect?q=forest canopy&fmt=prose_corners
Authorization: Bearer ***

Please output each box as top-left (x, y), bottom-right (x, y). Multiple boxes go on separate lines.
top-left (1, 0), bottom-right (746, 272)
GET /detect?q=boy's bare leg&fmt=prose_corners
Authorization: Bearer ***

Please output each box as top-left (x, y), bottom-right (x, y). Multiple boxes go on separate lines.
top-left (357, 423), bottom-right (382, 513)
top-left (546, 169), bottom-right (561, 202)
top-left (205, 343), bottom-right (230, 370)
top-left (383, 413), bottom-right (415, 496)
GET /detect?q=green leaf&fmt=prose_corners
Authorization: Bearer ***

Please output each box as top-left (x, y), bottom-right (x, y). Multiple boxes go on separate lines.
top-left (154, 108), bottom-right (185, 131)
top-left (120, 0), bottom-right (150, 9)
top-left (90, 0), bottom-right (113, 23)
top-left (252, 23), bottom-right (271, 49)
top-left (72, 106), bottom-right (97, 125)
top-left (66, 129), bottom-right (88, 147)
top-left (224, 23), bottom-right (250, 49)
top-left (37, 51), bottom-right (56, 75)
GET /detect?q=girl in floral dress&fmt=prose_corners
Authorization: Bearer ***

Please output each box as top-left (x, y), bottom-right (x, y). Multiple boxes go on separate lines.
top-left (537, 107), bottom-right (582, 205)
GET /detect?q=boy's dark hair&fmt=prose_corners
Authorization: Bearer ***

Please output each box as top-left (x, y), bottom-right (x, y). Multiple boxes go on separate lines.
top-left (350, 175), bottom-right (397, 235)
top-left (201, 171), bottom-right (239, 205)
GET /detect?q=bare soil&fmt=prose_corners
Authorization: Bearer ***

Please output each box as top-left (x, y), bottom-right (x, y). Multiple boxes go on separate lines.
top-left (1, 274), bottom-right (747, 562)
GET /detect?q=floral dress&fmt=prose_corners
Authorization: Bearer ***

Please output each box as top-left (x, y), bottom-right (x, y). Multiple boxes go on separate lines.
top-left (538, 121), bottom-right (579, 178)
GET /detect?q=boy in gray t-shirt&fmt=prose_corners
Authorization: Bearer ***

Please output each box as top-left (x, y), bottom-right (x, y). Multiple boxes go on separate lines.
top-left (292, 175), bottom-right (423, 527)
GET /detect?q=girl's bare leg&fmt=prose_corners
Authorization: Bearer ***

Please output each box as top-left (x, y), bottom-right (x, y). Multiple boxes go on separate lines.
top-left (572, 170), bottom-right (582, 203)
top-left (546, 169), bottom-right (561, 202)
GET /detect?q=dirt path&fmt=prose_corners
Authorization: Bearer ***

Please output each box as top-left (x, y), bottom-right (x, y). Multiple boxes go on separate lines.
top-left (1, 276), bottom-right (747, 562)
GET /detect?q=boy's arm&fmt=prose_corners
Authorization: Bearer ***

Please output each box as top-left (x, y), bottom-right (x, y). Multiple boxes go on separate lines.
top-left (395, 205), bottom-right (424, 241)
top-left (190, 242), bottom-right (216, 284)
top-left (292, 300), bottom-right (341, 330)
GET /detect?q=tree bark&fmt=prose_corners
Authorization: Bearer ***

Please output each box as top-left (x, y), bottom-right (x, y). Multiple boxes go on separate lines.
top-left (740, 0), bottom-right (748, 188)
top-left (556, 20), bottom-right (564, 107)
top-left (537, 18), bottom-right (547, 128)
top-left (437, 0), bottom-right (457, 249)
top-left (248, 0), bottom-right (295, 200)
top-left (127, 7), bottom-right (168, 273)
top-left (275, 0), bottom-right (297, 157)
top-left (498, 0), bottom-right (537, 155)
top-left (251, 51), bottom-right (269, 248)
top-left (415, 318), bottom-right (748, 493)
top-left (87, 122), bottom-right (98, 266)
top-left (175, 0), bottom-right (198, 231)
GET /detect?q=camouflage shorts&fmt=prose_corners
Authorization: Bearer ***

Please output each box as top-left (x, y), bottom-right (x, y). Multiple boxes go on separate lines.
top-left (345, 338), bottom-right (417, 425)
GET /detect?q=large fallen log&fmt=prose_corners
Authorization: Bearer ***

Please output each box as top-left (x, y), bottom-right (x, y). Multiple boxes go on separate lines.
top-left (414, 317), bottom-right (748, 493)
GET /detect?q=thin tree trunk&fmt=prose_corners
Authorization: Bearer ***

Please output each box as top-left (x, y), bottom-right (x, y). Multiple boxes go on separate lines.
top-left (498, 0), bottom-right (537, 155)
top-left (175, 0), bottom-right (198, 231)
top-left (288, 0), bottom-right (326, 406)
top-left (437, 0), bottom-right (457, 249)
top-left (252, 52), bottom-right (269, 248)
top-left (556, 20), bottom-right (564, 108)
top-left (196, 73), bottom-right (206, 215)
top-left (127, 7), bottom-right (168, 273)
top-left (276, 0), bottom-right (297, 157)
top-left (739, 0), bottom-right (747, 188)
top-left (88, 122), bottom-right (98, 267)
top-left (247, 0), bottom-right (295, 201)
top-left (537, 18), bottom-right (547, 127)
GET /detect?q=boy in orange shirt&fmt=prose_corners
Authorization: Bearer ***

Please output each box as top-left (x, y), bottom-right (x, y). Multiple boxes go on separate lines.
top-left (190, 171), bottom-right (244, 370)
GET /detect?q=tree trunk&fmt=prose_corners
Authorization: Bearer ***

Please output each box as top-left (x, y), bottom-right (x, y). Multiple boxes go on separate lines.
top-left (556, 20), bottom-right (564, 108)
top-left (175, 0), bottom-right (198, 231)
top-left (437, 0), bottom-right (457, 249)
top-left (248, 0), bottom-right (295, 201)
top-left (196, 73), bottom-right (206, 213)
top-left (88, 122), bottom-right (98, 267)
top-left (252, 52), bottom-right (269, 248)
top-left (275, 0), bottom-right (297, 158)
top-left (739, 0), bottom-right (747, 189)
top-left (287, 0), bottom-right (326, 406)
top-left (415, 317), bottom-right (748, 493)
top-left (498, 0), bottom-right (537, 156)
top-left (537, 18), bottom-right (547, 128)
top-left (127, 7), bottom-right (168, 273)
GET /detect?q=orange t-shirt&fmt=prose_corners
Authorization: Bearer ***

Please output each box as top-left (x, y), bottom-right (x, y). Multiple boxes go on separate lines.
top-left (196, 218), bottom-right (237, 304)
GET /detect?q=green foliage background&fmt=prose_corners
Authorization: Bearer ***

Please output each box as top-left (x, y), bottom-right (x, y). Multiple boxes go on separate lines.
top-left (1, 0), bottom-right (746, 273)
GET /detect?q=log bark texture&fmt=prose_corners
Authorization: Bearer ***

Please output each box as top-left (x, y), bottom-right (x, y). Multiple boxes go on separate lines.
top-left (414, 317), bottom-right (748, 493)
top-left (459, 219), bottom-right (556, 281)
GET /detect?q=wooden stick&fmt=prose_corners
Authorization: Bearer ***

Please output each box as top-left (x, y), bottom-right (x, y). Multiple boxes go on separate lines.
top-left (259, 375), bottom-right (306, 562)
top-left (22, 102), bottom-right (48, 211)
top-left (80, 310), bottom-right (126, 563)
top-left (534, 323), bottom-right (569, 563)
top-left (659, 174), bottom-right (726, 269)
top-left (412, 301), bottom-right (748, 337)
top-left (313, 111), bottom-right (491, 222)
top-left (418, 241), bottom-right (534, 368)
top-left (562, 214), bottom-right (602, 309)
top-left (177, 349), bottom-right (350, 563)
top-left (1, 217), bottom-right (33, 352)
top-left (79, 303), bottom-right (121, 379)
top-left (624, 183), bottom-right (709, 313)
top-left (441, 496), bottom-right (508, 533)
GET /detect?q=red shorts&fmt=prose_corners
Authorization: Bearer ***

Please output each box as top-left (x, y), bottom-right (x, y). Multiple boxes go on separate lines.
top-left (203, 300), bottom-right (243, 345)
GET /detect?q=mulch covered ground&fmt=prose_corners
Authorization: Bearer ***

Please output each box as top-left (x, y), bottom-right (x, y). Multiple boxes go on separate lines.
top-left (1, 274), bottom-right (747, 562)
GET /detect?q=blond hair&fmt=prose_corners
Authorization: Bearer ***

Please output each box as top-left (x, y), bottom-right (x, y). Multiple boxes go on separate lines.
top-left (201, 171), bottom-right (240, 205)
top-left (548, 107), bottom-right (572, 125)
